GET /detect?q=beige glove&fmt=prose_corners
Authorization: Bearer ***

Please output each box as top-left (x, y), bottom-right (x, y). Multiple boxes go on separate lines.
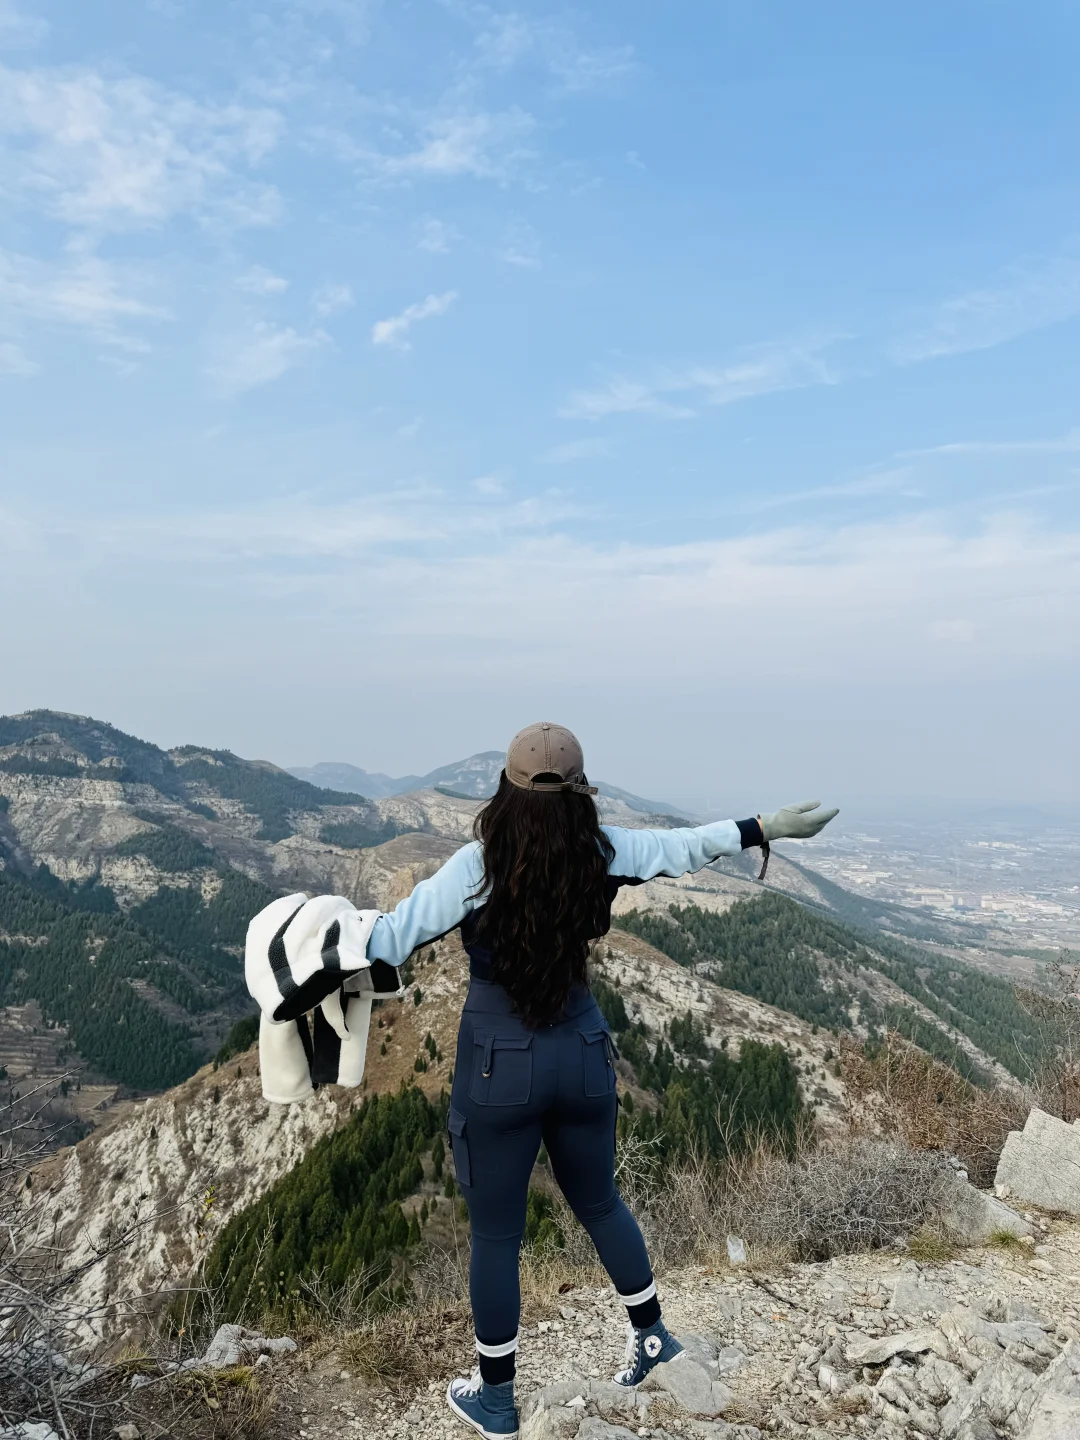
top-left (759, 800), bottom-right (839, 843)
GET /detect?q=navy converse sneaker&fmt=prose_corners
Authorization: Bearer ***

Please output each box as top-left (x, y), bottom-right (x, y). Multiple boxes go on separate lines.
top-left (446, 1370), bottom-right (519, 1438)
top-left (613, 1318), bottom-right (684, 1387)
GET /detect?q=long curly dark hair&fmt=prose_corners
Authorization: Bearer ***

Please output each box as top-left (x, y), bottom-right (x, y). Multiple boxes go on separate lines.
top-left (472, 771), bottom-right (615, 1026)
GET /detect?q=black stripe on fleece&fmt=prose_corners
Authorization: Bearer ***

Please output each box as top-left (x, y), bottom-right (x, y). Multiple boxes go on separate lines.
top-left (736, 817), bottom-right (764, 849)
top-left (268, 904), bottom-right (304, 1004)
top-left (321, 918), bottom-right (342, 972)
top-left (311, 1002), bottom-right (342, 1087)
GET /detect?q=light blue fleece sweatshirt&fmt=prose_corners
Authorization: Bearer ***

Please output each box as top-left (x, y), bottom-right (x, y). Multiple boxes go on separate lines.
top-left (365, 819), bottom-right (744, 967)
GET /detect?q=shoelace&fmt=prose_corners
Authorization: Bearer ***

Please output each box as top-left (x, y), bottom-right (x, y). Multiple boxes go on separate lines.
top-left (617, 1322), bottom-right (640, 1381)
top-left (458, 1366), bottom-right (483, 1398)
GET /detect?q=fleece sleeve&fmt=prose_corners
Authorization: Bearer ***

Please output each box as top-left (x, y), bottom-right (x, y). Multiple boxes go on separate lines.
top-left (366, 840), bottom-right (486, 967)
top-left (603, 819), bottom-right (760, 881)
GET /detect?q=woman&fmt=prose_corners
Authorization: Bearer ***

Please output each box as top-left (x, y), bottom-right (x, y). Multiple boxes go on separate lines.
top-left (365, 722), bottom-right (837, 1439)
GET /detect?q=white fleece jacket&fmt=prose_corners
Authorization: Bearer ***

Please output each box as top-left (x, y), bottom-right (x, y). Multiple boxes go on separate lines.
top-left (245, 892), bottom-right (400, 1104)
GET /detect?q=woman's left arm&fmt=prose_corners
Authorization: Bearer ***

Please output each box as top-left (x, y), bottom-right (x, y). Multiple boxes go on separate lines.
top-left (605, 801), bottom-right (837, 881)
top-left (603, 818), bottom-right (763, 881)
top-left (365, 840), bottom-right (485, 966)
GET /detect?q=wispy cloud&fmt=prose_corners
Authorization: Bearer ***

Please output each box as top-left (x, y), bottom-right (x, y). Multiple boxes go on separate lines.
top-left (15, 494), bottom-right (1078, 690)
top-left (0, 0), bottom-right (49, 47)
top-left (355, 108), bottom-right (536, 182)
top-left (371, 290), bottom-right (456, 349)
top-left (561, 341), bottom-right (839, 421)
top-left (500, 218), bottom-right (541, 268)
top-left (288, 0), bottom-right (381, 44)
top-left (893, 245), bottom-right (1080, 362)
top-left (418, 218), bottom-right (458, 253)
top-left (472, 474), bottom-right (505, 495)
top-left (238, 266), bottom-right (289, 295)
top-left (459, 5), bottom-right (635, 93)
top-left (312, 281), bottom-right (354, 318)
top-left (207, 322), bottom-right (327, 397)
top-left (897, 429), bottom-right (1080, 459)
top-left (0, 250), bottom-right (167, 347)
top-left (0, 339), bottom-right (39, 376)
top-left (545, 436), bottom-right (613, 464)
top-left (82, 484), bottom-right (582, 559)
top-left (0, 62), bottom-right (282, 232)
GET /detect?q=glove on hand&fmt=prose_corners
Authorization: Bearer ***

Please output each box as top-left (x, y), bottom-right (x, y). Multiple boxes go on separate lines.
top-left (759, 800), bottom-right (839, 844)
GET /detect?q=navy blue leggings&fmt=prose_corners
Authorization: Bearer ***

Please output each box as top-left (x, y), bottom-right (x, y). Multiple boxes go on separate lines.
top-left (447, 980), bottom-right (655, 1352)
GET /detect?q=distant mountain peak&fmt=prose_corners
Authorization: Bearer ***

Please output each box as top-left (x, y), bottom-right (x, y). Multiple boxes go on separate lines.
top-left (288, 750), bottom-right (688, 815)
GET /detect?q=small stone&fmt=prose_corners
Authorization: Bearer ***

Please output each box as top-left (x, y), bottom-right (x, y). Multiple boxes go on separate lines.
top-left (113, 1427), bottom-right (142, 1440)
top-left (727, 1235), bottom-right (748, 1266)
top-left (846, 1329), bottom-right (945, 1367)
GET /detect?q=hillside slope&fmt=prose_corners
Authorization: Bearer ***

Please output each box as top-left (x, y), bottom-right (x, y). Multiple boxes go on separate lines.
top-left (35, 918), bottom-right (859, 1342)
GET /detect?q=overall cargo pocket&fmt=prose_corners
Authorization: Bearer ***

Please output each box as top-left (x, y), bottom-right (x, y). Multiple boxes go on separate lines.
top-left (447, 1106), bottom-right (472, 1188)
top-left (468, 1032), bottom-right (534, 1106)
top-left (580, 1023), bottom-right (617, 1098)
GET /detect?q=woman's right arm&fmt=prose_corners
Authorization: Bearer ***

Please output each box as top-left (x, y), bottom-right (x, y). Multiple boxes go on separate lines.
top-left (365, 840), bottom-right (485, 966)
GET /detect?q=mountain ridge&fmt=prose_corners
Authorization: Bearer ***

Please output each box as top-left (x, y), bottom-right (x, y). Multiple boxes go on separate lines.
top-left (0, 708), bottom-right (1042, 1153)
top-left (288, 752), bottom-right (690, 816)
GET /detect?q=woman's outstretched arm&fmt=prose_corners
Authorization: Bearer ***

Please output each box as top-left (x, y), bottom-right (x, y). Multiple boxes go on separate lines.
top-left (602, 818), bottom-right (760, 881)
top-left (366, 840), bottom-right (486, 966)
top-left (604, 801), bottom-right (837, 881)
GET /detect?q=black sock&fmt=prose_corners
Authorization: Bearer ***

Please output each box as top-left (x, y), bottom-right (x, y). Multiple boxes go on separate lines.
top-left (626, 1295), bottom-right (662, 1329)
top-left (477, 1351), bottom-right (516, 1386)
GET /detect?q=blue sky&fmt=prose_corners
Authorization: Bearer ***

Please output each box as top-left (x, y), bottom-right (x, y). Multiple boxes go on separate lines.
top-left (1, 0), bottom-right (1078, 807)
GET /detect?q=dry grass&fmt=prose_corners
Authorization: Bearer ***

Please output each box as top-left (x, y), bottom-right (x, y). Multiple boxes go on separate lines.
top-left (986, 1229), bottom-right (1026, 1253)
top-left (839, 1030), bottom-right (1029, 1187)
top-left (906, 1226), bottom-right (959, 1264)
top-left (338, 1303), bottom-right (473, 1393)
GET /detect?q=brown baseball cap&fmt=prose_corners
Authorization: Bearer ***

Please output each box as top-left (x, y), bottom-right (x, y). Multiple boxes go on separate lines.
top-left (505, 722), bottom-right (598, 795)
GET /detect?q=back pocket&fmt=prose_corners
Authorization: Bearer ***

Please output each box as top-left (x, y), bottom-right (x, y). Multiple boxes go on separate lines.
top-left (468, 1032), bottom-right (534, 1106)
top-left (580, 1024), bottom-right (616, 1098)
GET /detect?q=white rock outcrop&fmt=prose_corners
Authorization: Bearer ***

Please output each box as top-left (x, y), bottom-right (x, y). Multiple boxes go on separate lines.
top-left (995, 1109), bottom-right (1080, 1216)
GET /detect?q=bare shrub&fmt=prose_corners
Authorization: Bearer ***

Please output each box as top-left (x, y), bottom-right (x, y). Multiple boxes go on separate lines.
top-left (0, 1076), bottom-right (199, 1435)
top-left (839, 1029), bottom-right (1029, 1187)
top-left (530, 1125), bottom-right (952, 1276)
top-left (725, 1135), bottom-right (955, 1262)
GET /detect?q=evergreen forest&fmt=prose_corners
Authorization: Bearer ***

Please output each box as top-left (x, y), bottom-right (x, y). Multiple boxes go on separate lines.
top-left (616, 892), bottom-right (1045, 1083)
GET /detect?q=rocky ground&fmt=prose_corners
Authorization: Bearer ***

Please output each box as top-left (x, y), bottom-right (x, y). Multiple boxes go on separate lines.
top-left (127, 1212), bottom-right (1077, 1440)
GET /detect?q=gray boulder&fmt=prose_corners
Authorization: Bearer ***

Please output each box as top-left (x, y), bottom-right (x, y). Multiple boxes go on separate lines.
top-left (936, 1176), bottom-right (1033, 1246)
top-left (522, 1379), bottom-right (592, 1421)
top-left (643, 1353), bottom-right (733, 1416)
top-left (716, 1345), bottom-right (749, 1378)
top-left (891, 1268), bottom-right (948, 1319)
top-left (520, 1410), bottom-right (562, 1440)
top-left (680, 1333), bottom-right (721, 1375)
top-left (198, 1323), bottom-right (297, 1368)
top-left (574, 1421), bottom-right (640, 1440)
top-left (1027, 1393), bottom-right (1080, 1439)
top-left (995, 1108), bottom-right (1080, 1215)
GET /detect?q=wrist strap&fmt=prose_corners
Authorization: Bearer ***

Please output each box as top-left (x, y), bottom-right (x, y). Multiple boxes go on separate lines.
top-left (756, 815), bottom-right (770, 882)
